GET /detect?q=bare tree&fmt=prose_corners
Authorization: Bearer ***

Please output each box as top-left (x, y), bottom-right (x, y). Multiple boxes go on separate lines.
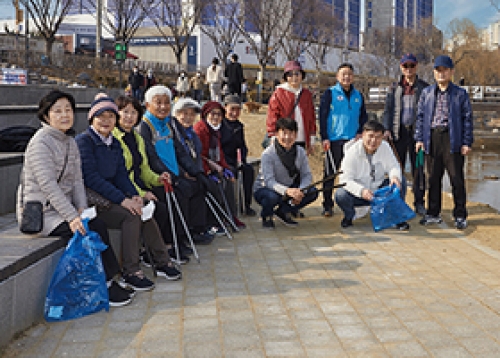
top-left (143, 0), bottom-right (204, 65)
top-left (305, 0), bottom-right (339, 84)
top-left (446, 18), bottom-right (482, 65)
top-left (81, 0), bottom-right (151, 44)
top-left (280, 0), bottom-right (317, 60)
top-left (18, 0), bottom-right (73, 61)
top-left (231, 0), bottom-right (299, 84)
top-left (199, 0), bottom-right (241, 69)
top-left (491, 0), bottom-right (500, 12)
top-left (363, 27), bottom-right (401, 77)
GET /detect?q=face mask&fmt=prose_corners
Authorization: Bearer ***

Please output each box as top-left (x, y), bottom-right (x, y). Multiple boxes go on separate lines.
top-left (181, 74), bottom-right (185, 78)
top-left (197, 73), bottom-right (200, 77)
top-left (208, 121), bottom-right (221, 131)
top-left (133, 69), bottom-right (138, 73)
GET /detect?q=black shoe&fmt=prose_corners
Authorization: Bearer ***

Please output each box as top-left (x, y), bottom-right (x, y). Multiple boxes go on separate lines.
top-left (396, 222), bottom-right (410, 231)
top-left (181, 242), bottom-right (194, 255)
top-left (140, 250), bottom-right (153, 268)
top-left (420, 215), bottom-right (442, 226)
top-left (274, 210), bottom-right (298, 227)
top-left (108, 281), bottom-right (132, 307)
top-left (341, 217), bottom-right (353, 228)
top-left (414, 203), bottom-right (426, 216)
top-left (262, 216), bottom-right (275, 229)
top-left (245, 207), bottom-right (257, 216)
top-left (168, 248), bottom-right (190, 265)
top-left (123, 272), bottom-right (155, 291)
top-left (455, 217), bottom-right (467, 230)
top-left (156, 264), bottom-right (182, 280)
top-left (192, 231), bottom-right (214, 245)
top-left (116, 278), bottom-right (136, 297)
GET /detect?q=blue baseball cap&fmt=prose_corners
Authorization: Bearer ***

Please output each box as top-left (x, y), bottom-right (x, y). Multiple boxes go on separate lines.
top-left (400, 53), bottom-right (417, 65)
top-left (434, 55), bottom-right (454, 69)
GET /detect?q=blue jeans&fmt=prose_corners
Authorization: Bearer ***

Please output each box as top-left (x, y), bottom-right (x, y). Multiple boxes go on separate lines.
top-left (254, 187), bottom-right (319, 218)
top-left (335, 177), bottom-right (407, 220)
top-left (192, 89), bottom-right (202, 103)
top-left (133, 88), bottom-right (142, 101)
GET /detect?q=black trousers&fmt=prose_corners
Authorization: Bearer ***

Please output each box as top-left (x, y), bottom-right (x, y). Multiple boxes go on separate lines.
top-left (393, 125), bottom-right (425, 206)
top-left (322, 140), bottom-right (347, 210)
top-left (50, 218), bottom-right (121, 281)
top-left (426, 129), bottom-right (467, 219)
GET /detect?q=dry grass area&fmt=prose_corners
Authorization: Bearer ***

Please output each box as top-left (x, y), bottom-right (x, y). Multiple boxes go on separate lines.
top-left (239, 106), bottom-right (500, 252)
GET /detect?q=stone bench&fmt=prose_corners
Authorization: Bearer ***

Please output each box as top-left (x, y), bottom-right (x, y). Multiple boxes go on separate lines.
top-left (0, 223), bottom-right (65, 349)
top-left (0, 153), bottom-right (24, 215)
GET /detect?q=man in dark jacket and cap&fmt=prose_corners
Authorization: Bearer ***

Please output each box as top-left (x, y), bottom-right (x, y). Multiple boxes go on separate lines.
top-left (383, 53), bottom-right (429, 216)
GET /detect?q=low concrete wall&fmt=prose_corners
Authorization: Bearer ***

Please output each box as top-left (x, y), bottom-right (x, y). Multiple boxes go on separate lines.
top-left (0, 154), bottom-right (24, 215)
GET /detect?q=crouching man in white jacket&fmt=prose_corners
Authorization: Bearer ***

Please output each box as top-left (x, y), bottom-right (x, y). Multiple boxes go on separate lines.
top-left (334, 120), bottom-right (410, 230)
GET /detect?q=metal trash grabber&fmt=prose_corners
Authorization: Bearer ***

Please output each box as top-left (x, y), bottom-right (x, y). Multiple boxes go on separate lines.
top-left (163, 180), bottom-right (200, 265)
top-left (215, 174), bottom-right (239, 232)
top-left (205, 194), bottom-right (233, 240)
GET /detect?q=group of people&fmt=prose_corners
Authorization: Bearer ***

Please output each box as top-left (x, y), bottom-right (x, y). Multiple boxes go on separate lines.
top-left (262, 54), bottom-right (473, 232)
top-left (17, 51), bottom-right (473, 308)
top-left (17, 84), bottom-right (254, 308)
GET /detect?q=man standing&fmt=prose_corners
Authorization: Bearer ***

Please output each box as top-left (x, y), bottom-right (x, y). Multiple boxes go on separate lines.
top-left (335, 120), bottom-right (409, 230)
top-left (319, 63), bottom-right (368, 217)
top-left (225, 54), bottom-right (244, 97)
top-left (415, 55), bottom-right (473, 230)
top-left (383, 53), bottom-right (429, 215)
top-left (128, 66), bottom-right (144, 101)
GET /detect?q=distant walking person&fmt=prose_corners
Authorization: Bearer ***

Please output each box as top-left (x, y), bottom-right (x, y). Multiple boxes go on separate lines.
top-left (383, 53), bottom-right (429, 215)
top-left (415, 55), bottom-right (473, 230)
top-left (128, 66), bottom-right (144, 101)
top-left (225, 54), bottom-right (244, 97)
top-left (144, 69), bottom-right (157, 92)
top-left (206, 58), bottom-right (224, 102)
top-left (190, 71), bottom-right (204, 103)
top-left (319, 62), bottom-right (367, 217)
top-left (176, 71), bottom-right (190, 98)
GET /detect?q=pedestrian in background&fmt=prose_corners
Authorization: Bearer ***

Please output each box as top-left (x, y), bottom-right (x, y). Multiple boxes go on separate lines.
top-left (319, 62), bottom-right (367, 217)
top-left (128, 66), bottom-right (144, 101)
top-left (144, 69), bottom-right (157, 92)
top-left (206, 58), bottom-right (224, 102)
top-left (190, 71), bottom-right (204, 103)
top-left (225, 53), bottom-right (244, 98)
top-left (415, 55), bottom-right (473, 230)
top-left (383, 53), bottom-right (429, 216)
top-left (176, 71), bottom-right (190, 98)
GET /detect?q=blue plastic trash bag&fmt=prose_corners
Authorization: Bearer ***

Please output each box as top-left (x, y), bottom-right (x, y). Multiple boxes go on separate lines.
top-left (44, 218), bottom-right (109, 322)
top-left (370, 185), bottom-right (416, 232)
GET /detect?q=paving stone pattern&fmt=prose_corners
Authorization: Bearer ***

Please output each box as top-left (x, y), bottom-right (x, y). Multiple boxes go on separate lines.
top-left (4, 203), bottom-right (500, 358)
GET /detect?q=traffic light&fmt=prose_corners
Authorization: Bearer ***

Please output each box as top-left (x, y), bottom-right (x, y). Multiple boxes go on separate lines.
top-left (114, 42), bottom-right (127, 62)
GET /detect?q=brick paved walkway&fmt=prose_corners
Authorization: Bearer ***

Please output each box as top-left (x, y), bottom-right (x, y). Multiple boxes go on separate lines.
top-left (4, 202), bottom-right (500, 358)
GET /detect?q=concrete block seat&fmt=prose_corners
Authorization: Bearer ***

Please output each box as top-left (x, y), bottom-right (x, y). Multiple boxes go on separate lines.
top-left (0, 223), bottom-right (66, 349)
top-left (0, 153), bottom-right (24, 215)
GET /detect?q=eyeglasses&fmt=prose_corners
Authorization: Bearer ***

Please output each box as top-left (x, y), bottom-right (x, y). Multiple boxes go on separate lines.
top-left (287, 71), bottom-right (302, 77)
top-left (209, 111), bottom-right (223, 117)
top-left (402, 63), bottom-right (416, 69)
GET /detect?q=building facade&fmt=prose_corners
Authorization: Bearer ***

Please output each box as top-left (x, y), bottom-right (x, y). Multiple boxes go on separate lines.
top-left (365, 0), bottom-right (433, 32)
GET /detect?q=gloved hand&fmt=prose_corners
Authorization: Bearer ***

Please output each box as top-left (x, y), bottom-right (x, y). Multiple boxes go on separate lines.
top-left (223, 168), bottom-right (234, 180)
top-left (208, 174), bottom-right (220, 183)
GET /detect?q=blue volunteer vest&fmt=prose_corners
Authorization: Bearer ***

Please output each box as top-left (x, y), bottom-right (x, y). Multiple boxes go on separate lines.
top-left (327, 83), bottom-right (363, 141)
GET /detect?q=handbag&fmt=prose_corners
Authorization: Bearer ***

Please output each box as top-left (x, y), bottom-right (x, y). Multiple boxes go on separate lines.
top-left (20, 141), bottom-right (70, 234)
top-left (262, 90), bottom-right (303, 149)
top-left (85, 187), bottom-right (112, 211)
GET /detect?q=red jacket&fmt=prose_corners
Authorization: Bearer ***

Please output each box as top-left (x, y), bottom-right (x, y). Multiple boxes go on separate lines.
top-left (193, 120), bottom-right (229, 174)
top-left (266, 85), bottom-right (317, 148)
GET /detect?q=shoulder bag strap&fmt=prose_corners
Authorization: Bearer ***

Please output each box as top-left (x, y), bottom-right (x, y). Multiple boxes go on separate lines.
top-left (288, 90), bottom-right (303, 118)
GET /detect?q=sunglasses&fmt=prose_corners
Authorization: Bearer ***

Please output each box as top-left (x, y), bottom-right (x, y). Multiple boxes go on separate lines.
top-left (287, 71), bottom-right (302, 77)
top-left (402, 63), bottom-right (416, 69)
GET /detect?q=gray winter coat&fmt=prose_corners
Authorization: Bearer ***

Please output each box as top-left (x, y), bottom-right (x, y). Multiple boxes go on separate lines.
top-left (17, 124), bottom-right (87, 235)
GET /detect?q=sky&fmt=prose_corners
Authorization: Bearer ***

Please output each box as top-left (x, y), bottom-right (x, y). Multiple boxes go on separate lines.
top-left (0, 0), bottom-right (499, 31)
top-left (434, 0), bottom-right (500, 32)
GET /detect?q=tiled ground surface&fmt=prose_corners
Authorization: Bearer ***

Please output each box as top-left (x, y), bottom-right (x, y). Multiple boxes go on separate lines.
top-left (3, 202), bottom-right (500, 358)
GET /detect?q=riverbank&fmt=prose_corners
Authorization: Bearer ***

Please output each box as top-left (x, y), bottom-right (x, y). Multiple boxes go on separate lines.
top-left (240, 108), bottom-right (500, 253)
